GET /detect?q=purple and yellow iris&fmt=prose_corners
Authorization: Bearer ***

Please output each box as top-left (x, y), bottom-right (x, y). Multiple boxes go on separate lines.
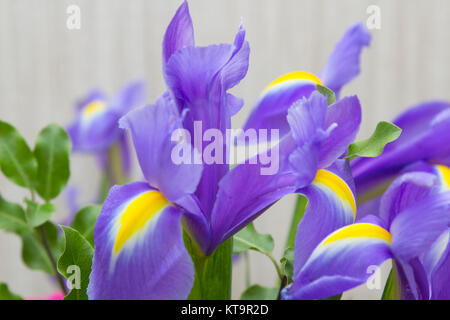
top-left (88, 1), bottom-right (249, 299)
top-left (66, 81), bottom-right (146, 204)
top-left (346, 101), bottom-right (450, 300)
top-left (87, 1), bottom-right (370, 300)
top-left (283, 168), bottom-right (450, 300)
top-left (243, 21), bottom-right (371, 138)
top-left (67, 81), bottom-right (145, 154)
top-left (352, 101), bottom-right (450, 201)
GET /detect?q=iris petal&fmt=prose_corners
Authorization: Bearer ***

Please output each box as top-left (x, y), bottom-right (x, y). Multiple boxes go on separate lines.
top-left (243, 71), bottom-right (320, 137)
top-left (119, 93), bottom-right (203, 203)
top-left (320, 22), bottom-right (371, 96)
top-left (88, 182), bottom-right (194, 300)
top-left (284, 223), bottom-right (392, 300)
top-left (293, 169), bottom-right (356, 273)
top-left (162, 0), bottom-right (195, 70)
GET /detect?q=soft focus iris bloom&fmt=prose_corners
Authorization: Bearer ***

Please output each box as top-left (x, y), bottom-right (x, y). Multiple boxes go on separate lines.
top-left (282, 168), bottom-right (450, 300)
top-left (67, 81), bottom-right (146, 174)
top-left (87, 1), bottom-right (369, 300)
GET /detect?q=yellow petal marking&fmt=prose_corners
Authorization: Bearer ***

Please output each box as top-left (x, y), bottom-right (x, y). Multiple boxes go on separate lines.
top-left (82, 100), bottom-right (106, 117)
top-left (313, 169), bottom-right (357, 217)
top-left (436, 165), bottom-right (450, 190)
top-left (265, 71), bottom-right (323, 91)
top-left (321, 223), bottom-right (392, 247)
top-left (113, 191), bottom-right (170, 255)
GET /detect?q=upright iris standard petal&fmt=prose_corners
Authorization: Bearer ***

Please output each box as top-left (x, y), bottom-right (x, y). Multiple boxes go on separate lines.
top-left (293, 169), bottom-right (356, 273)
top-left (164, 25), bottom-right (249, 214)
top-left (286, 92), bottom-right (331, 187)
top-left (283, 223), bottom-right (392, 300)
top-left (88, 182), bottom-right (194, 300)
top-left (243, 71), bottom-right (322, 137)
top-left (320, 22), bottom-right (371, 96)
top-left (286, 92), bottom-right (362, 187)
top-left (352, 101), bottom-right (450, 196)
top-left (318, 95), bottom-right (362, 168)
top-left (163, 0), bottom-right (195, 70)
top-left (119, 93), bottom-right (202, 203)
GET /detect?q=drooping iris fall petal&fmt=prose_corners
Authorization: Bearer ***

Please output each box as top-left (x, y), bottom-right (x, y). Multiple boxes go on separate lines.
top-left (293, 169), bottom-right (357, 273)
top-left (88, 182), bottom-right (194, 300)
top-left (283, 221), bottom-right (392, 300)
top-left (285, 168), bottom-right (450, 300)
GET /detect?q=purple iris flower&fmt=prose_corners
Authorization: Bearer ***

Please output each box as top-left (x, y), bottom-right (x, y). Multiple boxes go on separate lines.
top-left (352, 101), bottom-right (450, 200)
top-left (67, 81), bottom-right (146, 175)
top-left (282, 168), bottom-right (450, 300)
top-left (243, 21), bottom-right (371, 138)
top-left (88, 1), bottom-right (250, 300)
top-left (87, 1), bottom-right (367, 300)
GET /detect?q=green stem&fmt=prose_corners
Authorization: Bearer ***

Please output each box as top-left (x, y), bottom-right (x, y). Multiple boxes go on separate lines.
top-left (277, 275), bottom-right (288, 300)
top-left (30, 189), bottom-right (68, 295)
top-left (107, 143), bottom-right (126, 186)
top-left (285, 194), bottom-right (307, 249)
top-left (233, 235), bottom-right (284, 280)
top-left (184, 232), bottom-right (232, 300)
top-left (382, 261), bottom-right (401, 300)
top-left (39, 225), bottom-right (68, 295)
top-left (244, 251), bottom-right (251, 288)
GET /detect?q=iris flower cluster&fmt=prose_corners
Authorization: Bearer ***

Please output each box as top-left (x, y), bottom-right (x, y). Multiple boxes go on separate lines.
top-left (66, 1), bottom-right (448, 300)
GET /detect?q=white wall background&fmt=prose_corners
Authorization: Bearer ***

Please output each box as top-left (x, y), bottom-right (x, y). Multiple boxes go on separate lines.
top-left (0, 0), bottom-right (448, 299)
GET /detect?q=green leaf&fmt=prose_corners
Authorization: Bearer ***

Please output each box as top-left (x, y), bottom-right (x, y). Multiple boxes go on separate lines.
top-left (34, 124), bottom-right (71, 201)
top-left (0, 121), bottom-right (37, 188)
top-left (0, 283), bottom-right (23, 300)
top-left (57, 226), bottom-right (94, 300)
top-left (240, 285), bottom-right (278, 300)
top-left (285, 194), bottom-right (308, 249)
top-left (0, 195), bottom-right (31, 235)
top-left (24, 199), bottom-right (55, 228)
top-left (21, 221), bottom-right (63, 274)
top-left (71, 205), bottom-right (101, 247)
top-left (316, 84), bottom-right (336, 105)
top-left (184, 232), bottom-right (232, 300)
top-left (233, 223), bottom-right (274, 255)
top-left (280, 247), bottom-right (294, 282)
top-left (346, 121), bottom-right (402, 161)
